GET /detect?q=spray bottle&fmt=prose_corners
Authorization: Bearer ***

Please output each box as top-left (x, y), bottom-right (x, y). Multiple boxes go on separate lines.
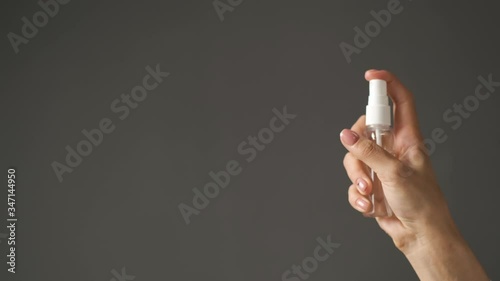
top-left (365, 79), bottom-right (393, 217)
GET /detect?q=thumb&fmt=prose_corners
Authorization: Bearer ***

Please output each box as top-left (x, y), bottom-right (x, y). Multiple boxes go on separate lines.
top-left (340, 129), bottom-right (406, 182)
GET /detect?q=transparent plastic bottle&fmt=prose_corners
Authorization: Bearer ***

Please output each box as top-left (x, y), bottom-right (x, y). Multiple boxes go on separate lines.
top-left (365, 79), bottom-right (393, 217)
top-left (365, 124), bottom-right (393, 217)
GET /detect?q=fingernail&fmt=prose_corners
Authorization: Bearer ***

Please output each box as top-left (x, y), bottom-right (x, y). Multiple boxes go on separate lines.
top-left (356, 198), bottom-right (369, 211)
top-left (340, 129), bottom-right (359, 146)
top-left (357, 179), bottom-right (367, 193)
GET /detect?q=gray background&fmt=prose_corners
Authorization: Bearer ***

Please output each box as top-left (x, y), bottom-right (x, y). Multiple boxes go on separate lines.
top-left (1, 0), bottom-right (499, 280)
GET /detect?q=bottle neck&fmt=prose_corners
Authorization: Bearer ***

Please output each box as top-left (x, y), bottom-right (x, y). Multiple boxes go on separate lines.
top-left (365, 124), bottom-right (392, 131)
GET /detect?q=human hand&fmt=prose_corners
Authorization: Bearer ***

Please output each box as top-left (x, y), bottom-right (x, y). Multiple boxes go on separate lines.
top-left (340, 69), bottom-right (455, 252)
top-left (339, 70), bottom-right (490, 280)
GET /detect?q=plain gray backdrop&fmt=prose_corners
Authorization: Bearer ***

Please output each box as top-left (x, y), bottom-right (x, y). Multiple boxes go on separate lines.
top-left (1, 0), bottom-right (499, 280)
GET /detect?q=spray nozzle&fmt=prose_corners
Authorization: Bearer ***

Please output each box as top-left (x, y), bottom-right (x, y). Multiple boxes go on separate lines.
top-left (366, 79), bottom-right (391, 126)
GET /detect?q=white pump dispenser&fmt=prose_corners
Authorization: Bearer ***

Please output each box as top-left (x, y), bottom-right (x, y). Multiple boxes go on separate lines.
top-left (366, 79), bottom-right (391, 127)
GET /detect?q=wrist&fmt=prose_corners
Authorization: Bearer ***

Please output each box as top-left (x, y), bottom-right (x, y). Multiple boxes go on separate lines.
top-left (400, 212), bottom-right (461, 256)
top-left (390, 205), bottom-right (459, 256)
top-left (398, 213), bottom-right (490, 281)
top-left (402, 220), bottom-right (462, 259)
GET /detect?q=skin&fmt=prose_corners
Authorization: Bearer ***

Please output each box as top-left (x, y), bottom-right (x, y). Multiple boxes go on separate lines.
top-left (340, 70), bottom-right (490, 281)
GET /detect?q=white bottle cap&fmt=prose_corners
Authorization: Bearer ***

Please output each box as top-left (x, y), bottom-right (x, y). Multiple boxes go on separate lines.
top-left (366, 79), bottom-right (391, 126)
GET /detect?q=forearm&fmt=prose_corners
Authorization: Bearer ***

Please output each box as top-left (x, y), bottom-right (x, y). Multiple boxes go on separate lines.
top-left (403, 221), bottom-right (489, 281)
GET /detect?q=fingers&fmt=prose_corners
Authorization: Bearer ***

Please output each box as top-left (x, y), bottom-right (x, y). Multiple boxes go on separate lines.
top-left (340, 128), bottom-right (403, 183)
top-left (350, 115), bottom-right (366, 136)
top-left (343, 153), bottom-right (372, 195)
top-left (348, 184), bottom-right (372, 213)
top-left (345, 116), bottom-right (373, 213)
top-left (365, 69), bottom-right (423, 142)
